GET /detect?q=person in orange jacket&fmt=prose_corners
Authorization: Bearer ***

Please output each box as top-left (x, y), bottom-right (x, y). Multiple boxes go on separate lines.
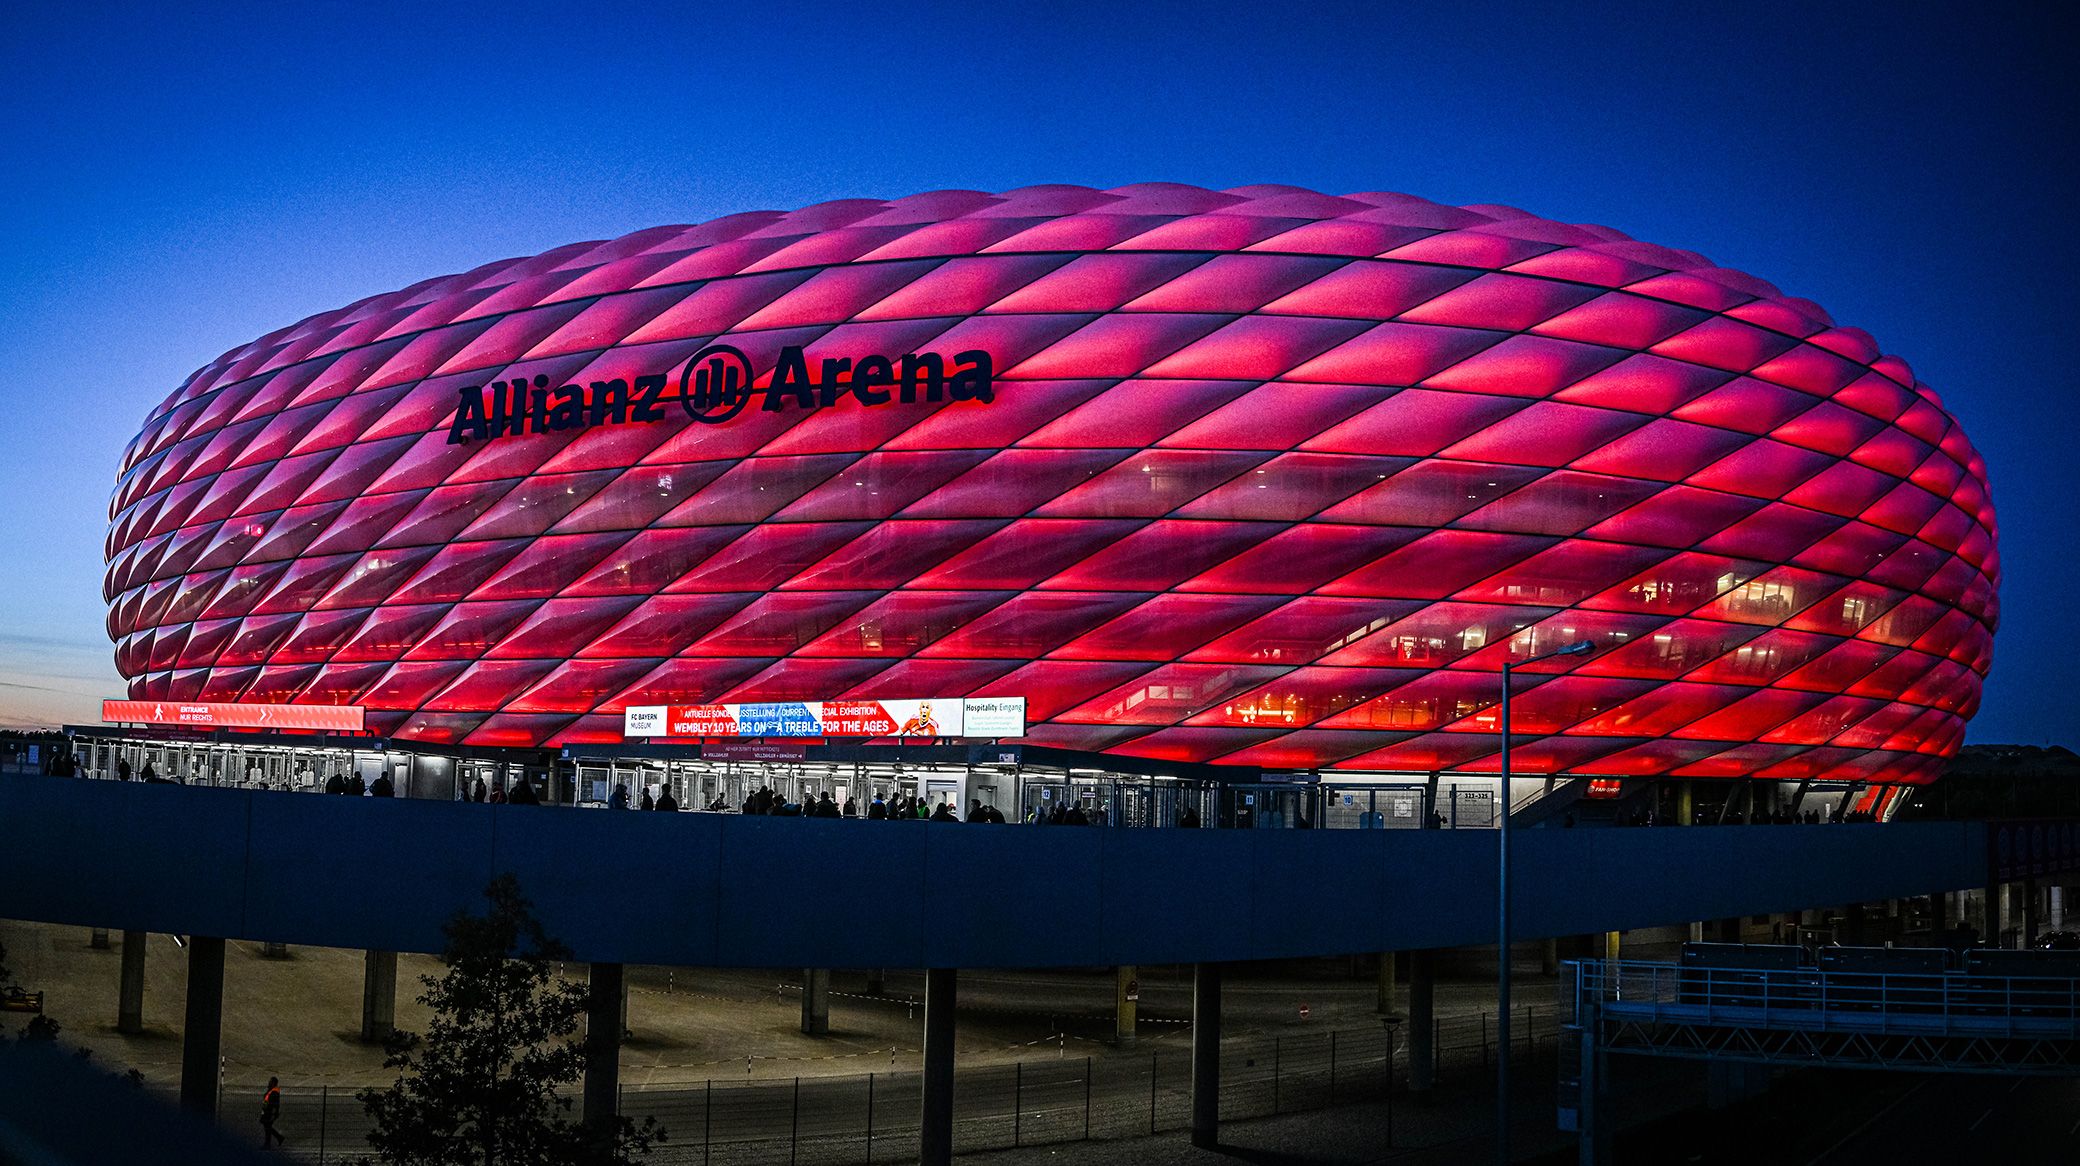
top-left (260, 1076), bottom-right (284, 1148)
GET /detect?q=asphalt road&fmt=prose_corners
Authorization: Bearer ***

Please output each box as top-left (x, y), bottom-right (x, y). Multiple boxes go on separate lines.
top-left (1803, 1073), bottom-right (2080, 1164)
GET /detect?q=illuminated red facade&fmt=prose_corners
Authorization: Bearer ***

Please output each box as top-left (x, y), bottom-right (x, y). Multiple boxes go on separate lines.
top-left (104, 184), bottom-right (1998, 782)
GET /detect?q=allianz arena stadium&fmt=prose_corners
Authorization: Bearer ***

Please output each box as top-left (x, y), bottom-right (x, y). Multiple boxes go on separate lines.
top-left (95, 184), bottom-right (1997, 817)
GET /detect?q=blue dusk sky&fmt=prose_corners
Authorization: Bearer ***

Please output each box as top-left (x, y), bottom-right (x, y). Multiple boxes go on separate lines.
top-left (0, 2), bottom-right (2071, 745)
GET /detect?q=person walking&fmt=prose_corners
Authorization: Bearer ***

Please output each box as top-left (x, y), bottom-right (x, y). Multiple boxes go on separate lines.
top-left (259, 1075), bottom-right (284, 1148)
top-left (656, 786), bottom-right (678, 812)
top-left (347, 771), bottom-right (366, 797)
top-left (323, 770), bottom-right (346, 795)
top-left (610, 782), bottom-right (630, 810)
top-left (639, 787), bottom-right (654, 812)
top-left (369, 771), bottom-right (395, 797)
top-left (116, 758), bottom-right (132, 782)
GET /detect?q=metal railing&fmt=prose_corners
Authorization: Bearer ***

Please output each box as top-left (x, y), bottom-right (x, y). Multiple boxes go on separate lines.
top-left (1573, 958), bottom-right (2080, 1037)
top-left (205, 1007), bottom-right (1567, 1162)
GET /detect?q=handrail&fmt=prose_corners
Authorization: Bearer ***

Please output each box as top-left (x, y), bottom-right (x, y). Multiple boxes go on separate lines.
top-left (1572, 957), bottom-right (2080, 1036)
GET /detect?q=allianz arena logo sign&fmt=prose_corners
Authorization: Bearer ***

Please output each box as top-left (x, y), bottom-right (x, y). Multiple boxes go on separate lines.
top-left (447, 343), bottom-right (996, 444)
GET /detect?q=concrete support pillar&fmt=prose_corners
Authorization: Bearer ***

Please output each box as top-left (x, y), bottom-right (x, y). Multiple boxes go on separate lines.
top-left (921, 968), bottom-right (957, 1166)
top-left (1114, 965), bottom-right (1138, 1044)
top-left (2025, 879), bottom-right (2042, 945)
top-left (1575, 993), bottom-right (1610, 1166)
top-left (179, 936), bottom-right (225, 1117)
top-left (1982, 881), bottom-right (2002, 948)
top-left (1604, 931), bottom-right (1622, 961)
top-left (1376, 952), bottom-right (1398, 1014)
top-left (118, 930), bottom-right (147, 1035)
top-left (583, 962), bottom-right (624, 1135)
top-left (1688, 921), bottom-right (1705, 943)
top-left (261, 941), bottom-right (288, 958)
top-left (800, 968), bottom-right (831, 1036)
top-left (360, 950), bottom-right (397, 1043)
top-left (1675, 780), bottom-right (1694, 826)
top-left (1408, 949), bottom-right (1436, 1093)
top-left (90, 928), bottom-right (109, 950)
top-left (1540, 937), bottom-right (1558, 977)
top-left (865, 967), bottom-right (886, 995)
top-left (1189, 962), bottom-right (1222, 1148)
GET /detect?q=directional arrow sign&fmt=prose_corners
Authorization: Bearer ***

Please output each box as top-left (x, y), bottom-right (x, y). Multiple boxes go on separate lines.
top-left (101, 701), bottom-right (364, 732)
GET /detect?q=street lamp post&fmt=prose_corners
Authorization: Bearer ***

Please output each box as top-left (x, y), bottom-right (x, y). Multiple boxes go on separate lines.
top-left (1496, 637), bottom-right (1596, 1164)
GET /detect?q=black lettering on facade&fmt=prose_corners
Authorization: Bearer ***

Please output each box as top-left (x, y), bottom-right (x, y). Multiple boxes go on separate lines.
top-left (630, 374), bottom-right (669, 422)
top-left (524, 375), bottom-right (551, 434)
top-left (587, 379), bottom-right (630, 427)
top-left (817, 357), bottom-right (853, 407)
top-left (486, 380), bottom-right (515, 438)
top-left (852, 355), bottom-right (893, 405)
top-left (548, 384), bottom-right (586, 430)
top-left (450, 385), bottom-right (489, 443)
top-left (445, 343), bottom-right (996, 444)
top-left (949, 350), bottom-right (995, 402)
top-left (899, 352), bottom-right (944, 403)
top-left (767, 346), bottom-right (817, 411)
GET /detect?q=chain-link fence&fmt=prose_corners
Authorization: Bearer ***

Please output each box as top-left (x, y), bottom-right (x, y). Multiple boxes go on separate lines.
top-left (226, 1005), bottom-right (1564, 1162)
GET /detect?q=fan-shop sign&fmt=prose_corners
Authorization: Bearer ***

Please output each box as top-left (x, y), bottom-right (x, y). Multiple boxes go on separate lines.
top-left (623, 697), bottom-right (1026, 740)
top-left (447, 343), bottom-right (995, 444)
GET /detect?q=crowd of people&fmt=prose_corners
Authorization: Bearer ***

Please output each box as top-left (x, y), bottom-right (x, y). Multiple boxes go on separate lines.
top-left (60, 752), bottom-right (1884, 828)
top-left (113, 759), bottom-right (192, 784)
top-left (577, 783), bottom-right (1197, 825)
top-left (718, 786), bottom-right (1020, 822)
top-left (459, 775), bottom-right (542, 804)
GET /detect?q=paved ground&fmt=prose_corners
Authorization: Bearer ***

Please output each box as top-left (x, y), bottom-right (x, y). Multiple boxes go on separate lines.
top-left (27, 916), bottom-right (1982, 1165)
top-left (1590, 1068), bottom-right (2080, 1166)
top-left (1793, 1073), bottom-right (2080, 1163)
top-left (0, 917), bottom-right (1683, 1093)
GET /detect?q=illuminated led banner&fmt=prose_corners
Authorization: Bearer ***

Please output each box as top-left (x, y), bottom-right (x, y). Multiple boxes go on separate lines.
top-left (623, 697), bottom-right (1025, 740)
top-left (102, 700), bottom-right (366, 732)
